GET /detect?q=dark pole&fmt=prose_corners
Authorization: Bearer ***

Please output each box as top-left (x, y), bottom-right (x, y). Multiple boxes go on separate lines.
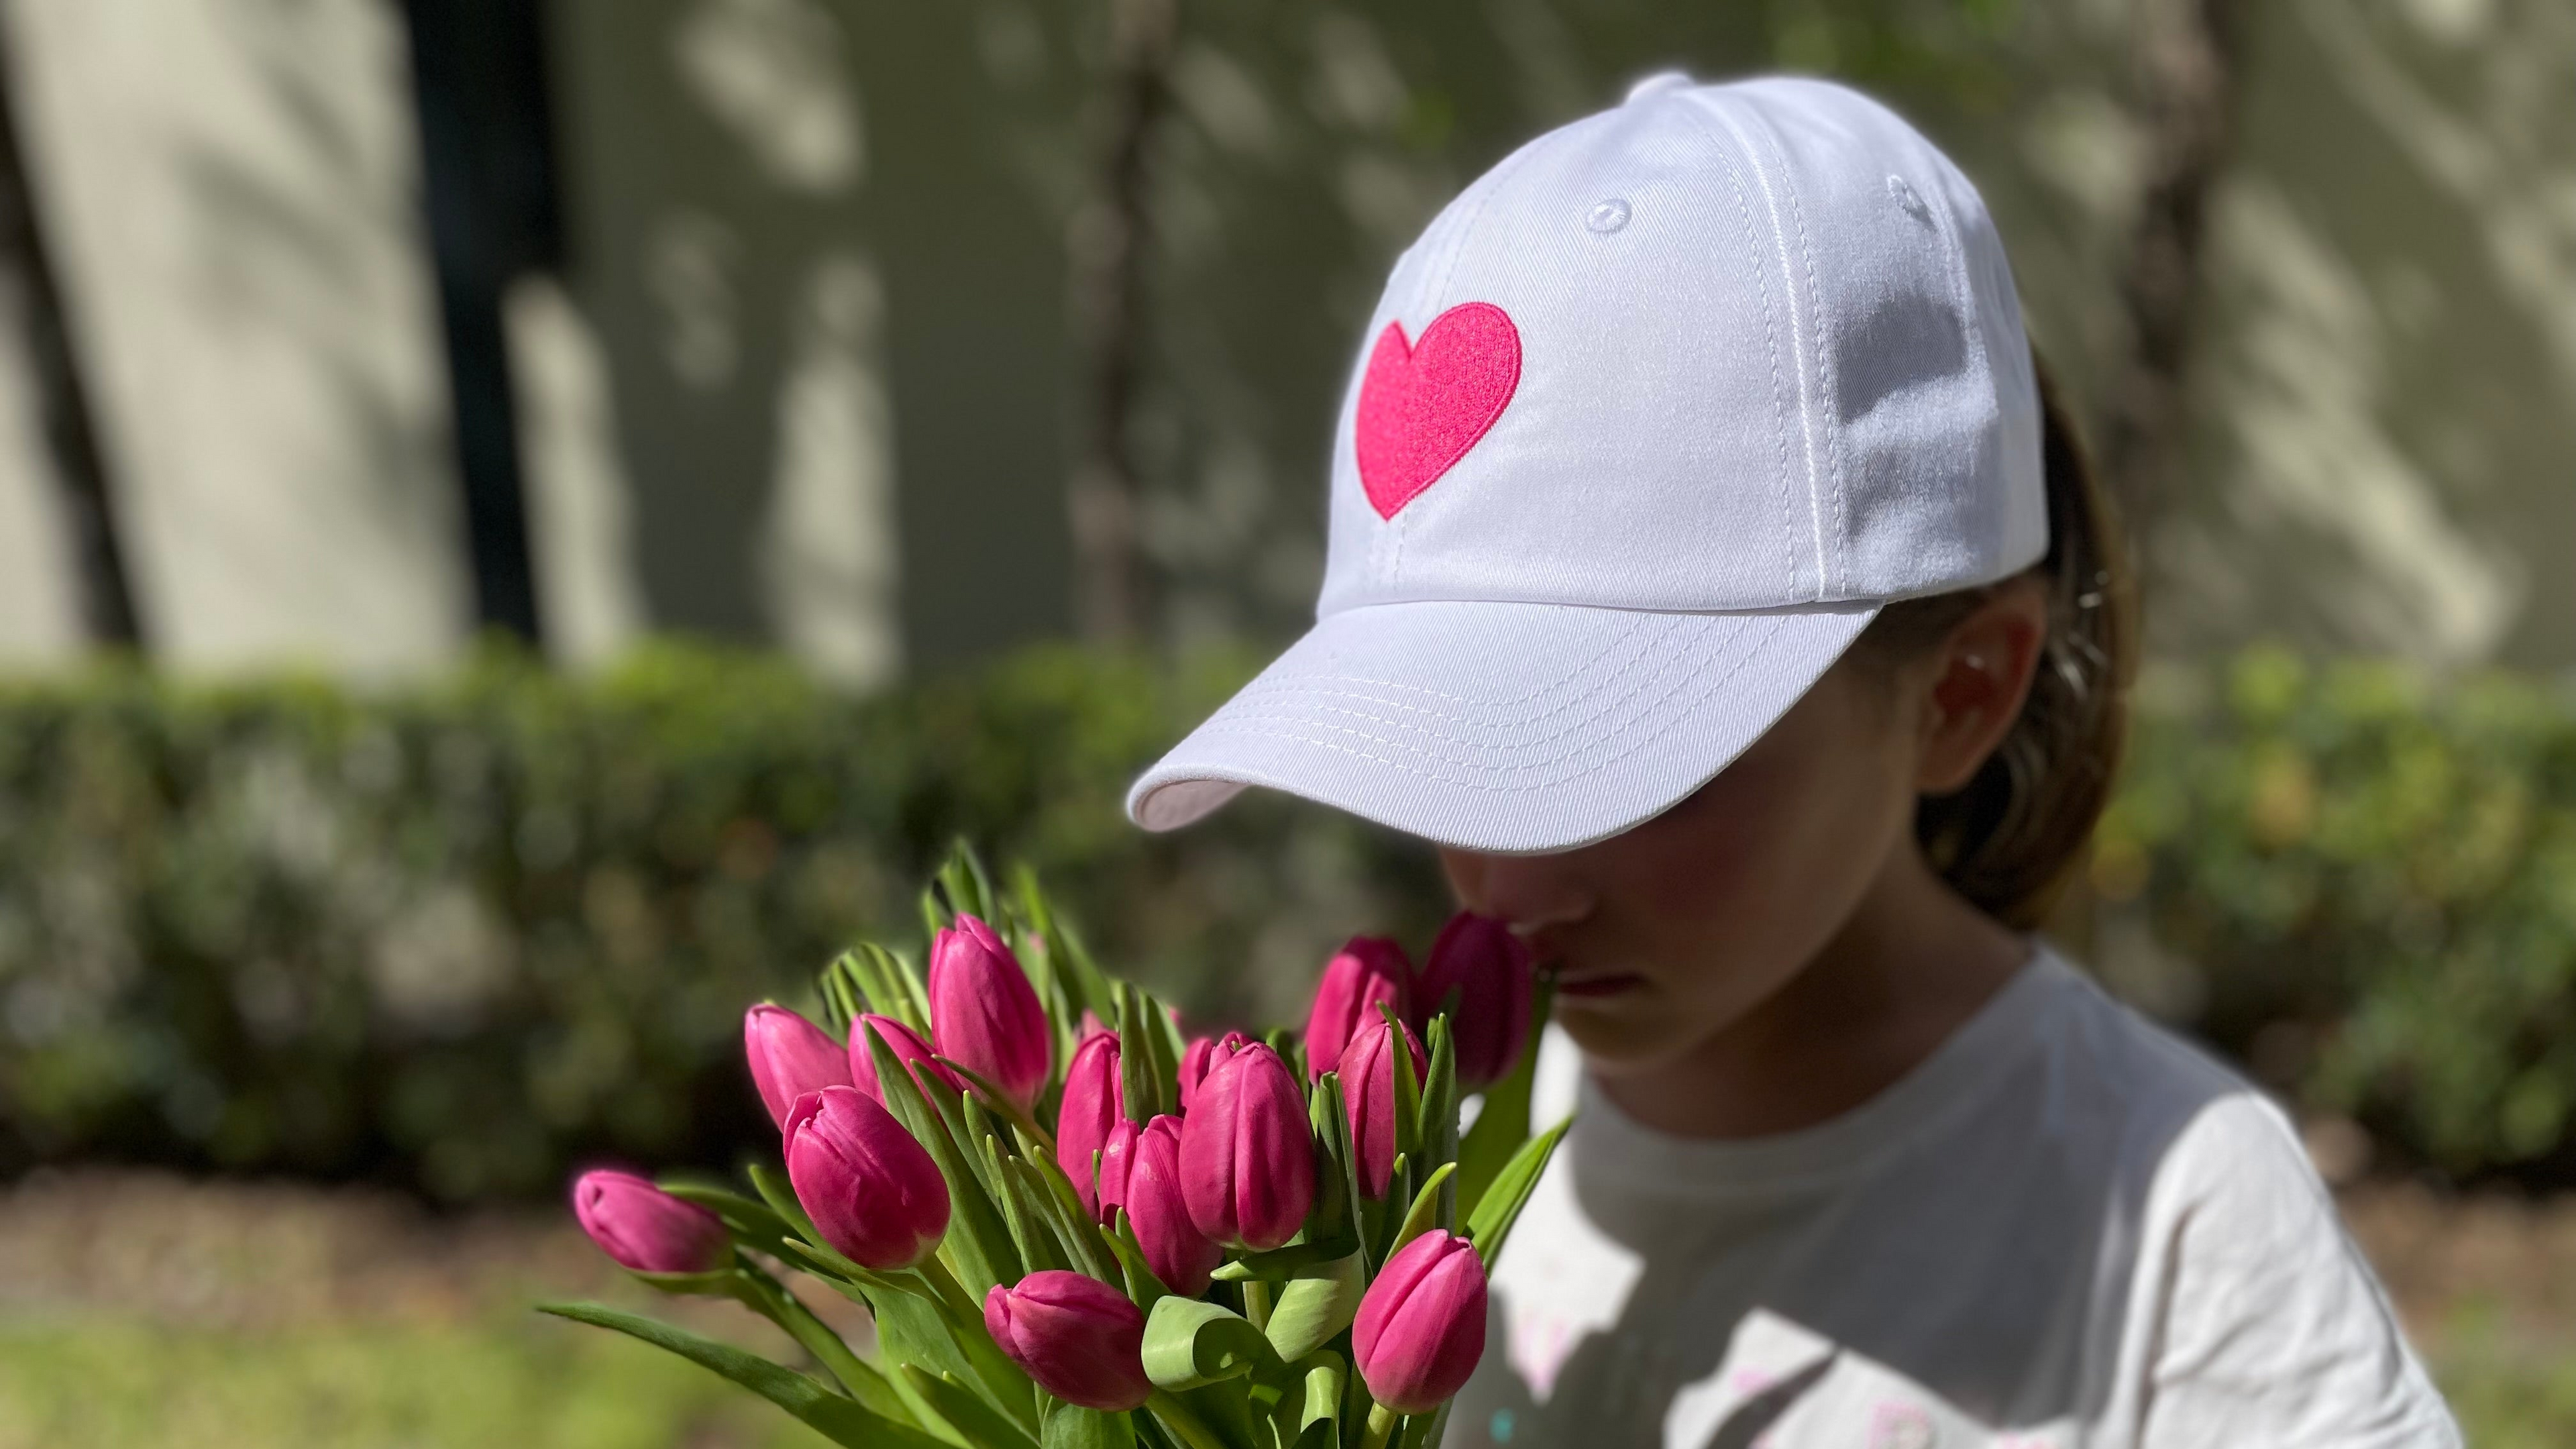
top-left (2097, 0), bottom-right (2245, 561)
top-left (0, 11), bottom-right (142, 647)
top-left (397, 0), bottom-right (564, 647)
top-left (1067, 0), bottom-right (1177, 646)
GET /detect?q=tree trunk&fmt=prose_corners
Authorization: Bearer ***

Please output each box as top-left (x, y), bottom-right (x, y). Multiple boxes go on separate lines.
top-left (1067, 0), bottom-right (1177, 646)
top-left (397, 0), bottom-right (562, 647)
top-left (0, 9), bottom-right (142, 648)
top-left (2095, 0), bottom-right (2247, 557)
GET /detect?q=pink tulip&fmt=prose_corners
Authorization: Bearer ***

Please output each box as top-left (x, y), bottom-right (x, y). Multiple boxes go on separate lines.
top-left (1077, 1009), bottom-right (1112, 1045)
top-left (1415, 912), bottom-right (1536, 1089)
top-left (745, 1005), bottom-right (855, 1130)
top-left (570, 1170), bottom-right (731, 1275)
top-left (784, 1086), bottom-right (950, 1270)
top-left (848, 1014), bottom-right (962, 1104)
top-left (1094, 1118), bottom-right (1143, 1224)
top-left (1057, 1032), bottom-right (1124, 1214)
top-left (1303, 937), bottom-right (1411, 1082)
top-left (1178, 1030), bottom-right (1249, 1114)
top-left (928, 914), bottom-right (1053, 1112)
top-left (1352, 1232), bottom-right (1487, 1413)
top-left (983, 1271), bottom-right (1152, 1411)
top-left (1338, 1016), bottom-right (1426, 1199)
top-left (1179, 1043), bottom-right (1315, 1250)
top-left (1125, 1114), bottom-right (1222, 1295)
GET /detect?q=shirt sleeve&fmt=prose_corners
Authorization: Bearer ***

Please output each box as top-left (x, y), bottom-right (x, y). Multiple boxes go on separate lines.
top-left (2135, 1093), bottom-right (2459, 1448)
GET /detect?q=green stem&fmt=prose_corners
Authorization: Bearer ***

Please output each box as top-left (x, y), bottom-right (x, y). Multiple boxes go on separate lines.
top-left (908, 1259), bottom-right (1043, 1436)
top-left (1145, 1389), bottom-right (1235, 1449)
top-left (1240, 1279), bottom-right (1273, 1332)
top-left (730, 1268), bottom-right (912, 1424)
top-left (1362, 1403), bottom-right (1399, 1449)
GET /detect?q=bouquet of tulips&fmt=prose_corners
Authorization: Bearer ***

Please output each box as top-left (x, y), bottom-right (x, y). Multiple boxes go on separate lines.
top-left (547, 845), bottom-right (1566, 1449)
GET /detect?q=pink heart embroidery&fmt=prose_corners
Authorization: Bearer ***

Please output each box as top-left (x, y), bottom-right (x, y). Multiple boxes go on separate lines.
top-left (1354, 301), bottom-right (1521, 520)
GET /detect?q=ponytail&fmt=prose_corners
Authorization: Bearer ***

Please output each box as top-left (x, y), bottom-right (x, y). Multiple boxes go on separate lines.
top-left (1858, 354), bottom-right (2139, 928)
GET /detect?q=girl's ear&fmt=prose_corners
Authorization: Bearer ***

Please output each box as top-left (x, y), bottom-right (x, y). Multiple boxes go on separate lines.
top-left (1913, 578), bottom-right (2049, 796)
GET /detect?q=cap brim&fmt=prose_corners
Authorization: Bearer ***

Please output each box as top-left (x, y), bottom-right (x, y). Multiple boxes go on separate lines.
top-left (1126, 598), bottom-right (1880, 854)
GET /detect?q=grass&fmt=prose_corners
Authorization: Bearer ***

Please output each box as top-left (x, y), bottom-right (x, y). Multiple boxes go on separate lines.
top-left (0, 1314), bottom-right (830, 1449)
top-left (2420, 1302), bottom-right (2576, 1447)
top-left (0, 1170), bottom-right (2567, 1445)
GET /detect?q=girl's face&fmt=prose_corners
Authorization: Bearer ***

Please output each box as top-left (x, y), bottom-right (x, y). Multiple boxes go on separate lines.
top-left (1438, 584), bottom-right (2044, 1077)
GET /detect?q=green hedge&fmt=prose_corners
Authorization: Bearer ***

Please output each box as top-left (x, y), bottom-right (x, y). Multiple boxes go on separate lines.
top-left (0, 645), bottom-right (1447, 1199)
top-left (4, 641), bottom-right (2574, 1195)
top-left (2098, 647), bottom-right (2576, 1179)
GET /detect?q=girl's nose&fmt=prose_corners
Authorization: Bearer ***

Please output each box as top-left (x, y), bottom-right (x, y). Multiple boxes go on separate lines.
top-left (1437, 849), bottom-right (1595, 932)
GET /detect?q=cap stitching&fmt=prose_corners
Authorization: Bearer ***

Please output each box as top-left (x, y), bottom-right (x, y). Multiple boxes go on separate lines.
top-left (1218, 614), bottom-right (1686, 714)
top-left (1697, 92), bottom-right (1827, 602)
top-left (1672, 93), bottom-right (1802, 604)
top-left (1203, 629), bottom-right (1696, 760)
top-left (1175, 619), bottom-right (1804, 792)
top-left (1208, 645), bottom-right (1702, 763)
top-left (1197, 617), bottom-right (1780, 775)
top-left (1748, 105), bottom-right (1850, 596)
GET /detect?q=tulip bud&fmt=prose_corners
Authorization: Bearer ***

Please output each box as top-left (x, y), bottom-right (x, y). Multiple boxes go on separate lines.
top-left (1125, 1115), bottom-right (1222, 1295)
top-left (1179, 1043), bottom-right (1315, 1250)
top-left (1415, 912), bottom-right (1536, 1089)
top-left (784, 1086), bottom-right (950, 1269)
top-left (1095, 1117), bottom-right (1143, 1224)
top-left (1057, 1032), bottom-right (1124, 1214)
top-left (570, 1170), bottom-right (731, 1275)
top-left (1303, 937), bottom-right (1411, 1082)
top-left (928, 914), bottom-right (1053, 1112)
top-left (983, 1271), bottom-right (1153, 1411)
top-left (848, 1014), bottom-right (961, 1104)
top-left (1337, 1016), bottom-right (1426, 1199)
top-left (1352, 1231), bottom-right (1487, 1414)
top-left (1177, 1030), bottom-right (1249, 1115)
top-left (745, 1005), bottom-right (855, 1130)
top-left (1077, 1009), bottom-right (1112, 1045)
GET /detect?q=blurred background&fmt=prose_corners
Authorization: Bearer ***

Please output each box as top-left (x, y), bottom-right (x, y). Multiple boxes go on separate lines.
top-left (1, 0), bottom-right (2573, 1443)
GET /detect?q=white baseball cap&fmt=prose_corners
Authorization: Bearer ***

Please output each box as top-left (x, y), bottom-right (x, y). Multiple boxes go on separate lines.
top-left (1128, 73), bottom-right (2045, 854)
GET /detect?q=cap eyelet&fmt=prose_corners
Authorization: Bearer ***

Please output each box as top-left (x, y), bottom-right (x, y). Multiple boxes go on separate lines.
top-left (1585, 198), bottom-right (1631, 234)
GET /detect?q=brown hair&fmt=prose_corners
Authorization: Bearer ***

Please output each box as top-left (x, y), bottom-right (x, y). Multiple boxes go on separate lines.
top-left (1854, 356), bottom-right (2139, 929)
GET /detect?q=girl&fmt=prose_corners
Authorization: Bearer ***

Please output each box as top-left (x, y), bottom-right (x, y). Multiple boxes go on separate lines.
top-left (1124, 73), bottom-right (2455, 1446)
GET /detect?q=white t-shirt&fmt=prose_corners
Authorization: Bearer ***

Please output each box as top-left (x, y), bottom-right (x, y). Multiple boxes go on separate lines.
top-left (1453, 949), bottom-right (2458, 1448)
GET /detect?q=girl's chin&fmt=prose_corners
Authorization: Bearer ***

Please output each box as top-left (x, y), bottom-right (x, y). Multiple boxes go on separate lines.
top-left (1548, 991), bottom-right (1699, 1068)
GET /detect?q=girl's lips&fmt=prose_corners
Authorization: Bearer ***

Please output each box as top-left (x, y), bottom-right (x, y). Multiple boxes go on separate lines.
top-left (1550, 971), bottom-right (1642, 1000)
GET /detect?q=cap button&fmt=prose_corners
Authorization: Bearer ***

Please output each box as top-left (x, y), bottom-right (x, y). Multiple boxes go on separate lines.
top-left (1624, 70), bottom-right (1692, 105)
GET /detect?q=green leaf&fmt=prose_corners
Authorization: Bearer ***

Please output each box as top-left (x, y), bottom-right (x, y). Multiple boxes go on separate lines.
top-left (1414, 1018), bottom-right (1458, 1228)
top-left (1393, 1402), bottom-right (1450, 1449)
top-left (985, 1133), bottom-right (1069, 1276)
top-left (1010, 1119), bottom-right (1123, 1273)
top-left (1382, 1004), bottom-right (1422, 1174)
top-left (661, 1179), bottom-right (798, 1254)
top-left (747, 1163), bottom-right (823, 1245)
top-left (1118, 983), bottom-right (1177, 1123)
top-left (1389, 1163), bottom-right (1455, 1259)
top-left (1453, 981), bottom-right (1550, 1218)
top-left (1044, 1403), bottom-right (1141, 1449)
top-left (1208, 1233), bottom-right (1360, 1283)
top-left (1316, 1075), bottom-right (1368, 1273)
top-left (1297, 1352), bottom-right (1346, 1437)
top-left (732, 1263), bottom-right (918, 1424)
top-left (537, 1301), bottom-right (950, 1449)
top-left (1108, 1210), bottom-right (1169, 1309)
top-left (1142, 1296), bottom-right (1272, 1391)
top-left (1464, 1116), bottom-right (1569, 1267)
top-left (904, 1366), bottom-right (1041, 1449)
top-left (1263, 1254), bottom-right (1365, 1362)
